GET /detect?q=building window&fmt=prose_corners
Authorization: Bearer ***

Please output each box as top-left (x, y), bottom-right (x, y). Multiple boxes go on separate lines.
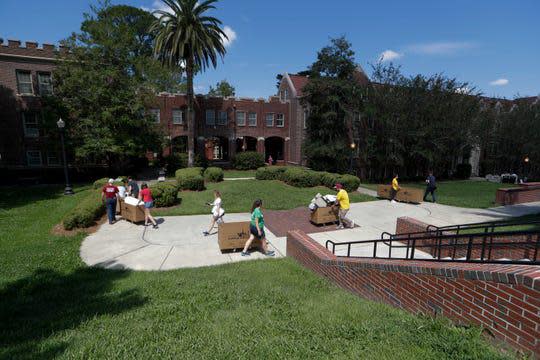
top-left (47, 151), bottom-right (60, 166)
top-left (16, 70), bottom-right (33, 95)
top-left (303, 109), bottom-right (308, 129)
top-left (22, 113), bottom-right (39, 137)
top-left (284, 89), bottom-right (289, 100)
top-left (236, 111), bottom-right (246, 126)
top-left (217, 111), bottom-right (227, 126)
top-left (172, 109), bottom-right (183, 124)
top-left (38, 72), bottom-right (53, 95)
top-left (150, 109), bottom-right (160, 123)
top-left (265, 113), bottom-right (274, 127)
top-left (248, 112), bottom-right (257, 126)
top-left (206, 110), bottom-right (215, 126)
top-left (26, 150), bottom-right (42, 166)
top-left (276, 113), bottom-right (285, 127)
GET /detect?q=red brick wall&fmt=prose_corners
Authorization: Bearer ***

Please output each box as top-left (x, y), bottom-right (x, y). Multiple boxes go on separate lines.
top-left (496, 186), bottom-right (540, 205)
top-left (286, 230), bottom-right (540, 357)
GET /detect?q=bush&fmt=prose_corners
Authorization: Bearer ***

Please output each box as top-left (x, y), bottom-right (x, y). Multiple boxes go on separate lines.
top-left (163, 153), bottom-right (188, 173)
top-left (255, 166), bottom-right (287, 180)
top-left (281, 168), bottom-right (320, 188)
top-left (175, 167), bottom-right (205, 191)
top-left (63, 190), bottom-right (105, 230)
top-left (204, 167), bottom-right (224, 182)
top-left (150, 182), bottom-right (179, 207)
top-left (454, 163), bottom-right (472, 179)
top-left (320, 172), bottom-right (340, 188)
top-left (337, 174), bottom-right (361, 192)
top-left (194, 154), bottom-right (209, 169)
top-left (234, 151), bottom-right (265, 170)
top-left (93, 177), bottom-right (125, 189)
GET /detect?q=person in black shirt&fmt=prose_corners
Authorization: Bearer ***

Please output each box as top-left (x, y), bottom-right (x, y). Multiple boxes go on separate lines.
top-left (127, 176), bottom-right (139, 198)
top-left (423, 171), bottom-right (437, 202)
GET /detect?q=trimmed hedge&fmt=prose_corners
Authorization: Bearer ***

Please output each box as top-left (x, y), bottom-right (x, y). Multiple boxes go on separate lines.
top-left (63, 190), bottom-right (105, 230)
top-left (93, 177), bottom-right (125, 189)
top-left (176, 167), bottom-right (205, 191)
top-left (255, 166), bottom-right (360, 192)
top-left (150, 182), bottom-right (179, 207)
top-left (234, 151), bottom-right (265, 170)
top-left (204, 167), bottom-right (224, 182)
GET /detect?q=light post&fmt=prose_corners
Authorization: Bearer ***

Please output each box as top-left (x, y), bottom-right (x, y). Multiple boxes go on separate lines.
top-left (524, 156), bottom-right (530, 182)
top-left (57, 118), bottom-right (74, 195)
top-left (349, 142), bottom-right (356, 174)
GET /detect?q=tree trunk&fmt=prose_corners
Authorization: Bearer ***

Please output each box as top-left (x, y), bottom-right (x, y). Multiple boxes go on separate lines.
top-left (186, 56), bottom-right (195, 167)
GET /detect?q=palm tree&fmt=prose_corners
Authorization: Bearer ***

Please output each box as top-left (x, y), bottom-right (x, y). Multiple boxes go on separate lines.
top-left (150, 0), bottom-right (227, 166)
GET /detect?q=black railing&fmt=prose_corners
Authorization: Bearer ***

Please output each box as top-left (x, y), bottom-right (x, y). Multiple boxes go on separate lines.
top-left (325, 228), bottom-right (540, 265)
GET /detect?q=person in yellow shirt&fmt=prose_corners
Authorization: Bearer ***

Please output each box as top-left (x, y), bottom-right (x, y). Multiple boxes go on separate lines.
top-left (334, 183), bottom-right (354, 229)
top-left (390, 173), bottom-right (400, 203)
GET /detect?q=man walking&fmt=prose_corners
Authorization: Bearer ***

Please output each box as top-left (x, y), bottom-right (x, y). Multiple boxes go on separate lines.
top-left (423, 171), bottom-right (437, 202)
top-left (102, 179), bottom-right (119, 225)
top-left (334, 183), bottom-right (354, 229)
top-left (390, 173), bottom-right (400, 203)
top-left (127, 176), bottom-right (139, 198)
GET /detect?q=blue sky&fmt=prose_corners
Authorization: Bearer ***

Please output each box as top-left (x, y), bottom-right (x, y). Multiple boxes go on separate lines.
top-left (1, 0), bottom-right (539, 99)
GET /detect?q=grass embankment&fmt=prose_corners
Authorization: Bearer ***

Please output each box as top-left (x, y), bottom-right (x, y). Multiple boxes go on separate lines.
top-left (155, 179), bottom-right (373, 216)
top-left (223, 170), bottom-right (256, 178)
top-left (360, 180), bottom-right (518, 208)
top-left (0, 185), bottom-right (514, 359)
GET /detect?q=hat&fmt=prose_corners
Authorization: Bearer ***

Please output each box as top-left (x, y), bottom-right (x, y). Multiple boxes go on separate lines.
top-left (334, 183), bottom-right (343, 190)
top-left (108, 178), bottom-right (115, 184)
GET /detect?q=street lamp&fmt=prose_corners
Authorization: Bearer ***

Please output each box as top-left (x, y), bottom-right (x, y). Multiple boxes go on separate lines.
top-left (57, 118), bottom-right (74, 195)
top-left (524, 156), bottom-right (530, 182)
top-left (349, 142), bottom-right (356, 174)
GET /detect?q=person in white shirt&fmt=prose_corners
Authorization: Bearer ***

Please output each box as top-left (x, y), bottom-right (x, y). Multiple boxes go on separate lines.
top-left (203, 190), bottom-right (225, 236)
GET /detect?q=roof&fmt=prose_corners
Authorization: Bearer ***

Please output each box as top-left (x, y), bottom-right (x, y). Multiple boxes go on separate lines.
top-left (288, 74), bottom-right (310, 96)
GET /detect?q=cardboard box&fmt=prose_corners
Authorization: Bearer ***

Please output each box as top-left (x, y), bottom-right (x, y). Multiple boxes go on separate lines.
top-left (120, 199), bottom-right (146, 223)
top-left (310, 206), bottom-right (338, 225)
top-left (377, 185), bottom-right (424, 203)
top-left (218, 221), bottom-right (260, 251)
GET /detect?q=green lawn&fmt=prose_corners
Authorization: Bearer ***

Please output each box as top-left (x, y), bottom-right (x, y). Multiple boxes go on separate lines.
top-left (360, 180), bottom-right (517, 208)
top-left (0, 186), bottom-right (514, 359)
top-left (223, 169), bottom-right (256, 178)
top-left (155, 179), bottom-right (373, 216)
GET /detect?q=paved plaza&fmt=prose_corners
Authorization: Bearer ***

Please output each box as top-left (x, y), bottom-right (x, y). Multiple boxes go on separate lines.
top-left (80, 199), bottom-right (540, 271)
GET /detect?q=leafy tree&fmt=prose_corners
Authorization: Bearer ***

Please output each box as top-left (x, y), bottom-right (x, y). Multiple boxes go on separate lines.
top-left (49, 3), bottom-right (181, 170)
top-left (208, 79), bottom-right (235, 97)
top-left (151, 0), bottom-right (227, 167)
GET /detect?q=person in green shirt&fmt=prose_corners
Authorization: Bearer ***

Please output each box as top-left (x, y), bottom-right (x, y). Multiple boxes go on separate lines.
top-left (241, 199), bottom-right (275, 257)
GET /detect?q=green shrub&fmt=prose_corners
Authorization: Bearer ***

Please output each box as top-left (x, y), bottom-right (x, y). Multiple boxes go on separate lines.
top-left (63, 190), bottom-right (105, 230)
top-left (337, 174), bottom-right (361, 192)
top-left (204, 167), bottom-right (224, 182)
top-left (92, 177), bottom-right (125, 189)
top-left (163, 153), bottom-right (188, 173)
top-left (234, 151), bottom-right (265, 170)
top-left (176, 167), bottom-right (205, 191)
top-left (320, 172), bottom-right (340, 188)
top-left (150, 182), bottom-right (179, 207)
top-left (255, 166), bottom-right (287, 180)
top-left (282, 167), bottom-right (320, 188)
top-left (194, 154), bottom-right (209, 169)
top-left (454, 163), bottom-right (472, 179)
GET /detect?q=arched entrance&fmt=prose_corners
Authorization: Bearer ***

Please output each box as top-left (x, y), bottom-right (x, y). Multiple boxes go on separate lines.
top-left (171, 135), bottom-right (188, 154)
top-left (265, 136), bottom-right (284, 164)
top-left (205, 136), bottom-right (229, 161)
top-left (236, 136), bottom-right (257, 153)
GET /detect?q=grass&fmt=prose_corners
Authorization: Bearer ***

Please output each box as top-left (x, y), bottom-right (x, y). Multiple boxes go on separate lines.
top-left (155, 179), bottom-right (373, 216)
top-left (223, 169), bottom-right (257, 178)
top-left (360, 180), bottom-right (518, 208)
top-left (0, 185), bottom-right (515, 359)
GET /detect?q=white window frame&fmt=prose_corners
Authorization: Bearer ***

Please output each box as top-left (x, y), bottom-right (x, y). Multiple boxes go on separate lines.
top-left (26, 150), bottom-right (42, 166)
top-left (172, 109), bottom-right (183, 125)
top-left (150, 109), bottom-right (160, 123)
top-left (284, 89), bottom-right (289, 101)
top-left (217, 111), bottom-right (227, 126)
top-left (38, 72), bottom-right (53, 95)
top-left (16, 70), bottom-right (33, 95)
top-left (276, 113), bottom-right (285, 127)
top-left (248, 112), bottom-right (257, 127)
top-left (236, 111), bottom-right (246, 126)
top-left (303, 109), bottom-right (308, 129)
top-left (205, 109), bottom-right (215, 126)
top-left (265, 113), bottom-right (274, 127)
top-left (47, 151), bottom-right (60, 166)
top-left (22, 113), bottom-right (39, 137)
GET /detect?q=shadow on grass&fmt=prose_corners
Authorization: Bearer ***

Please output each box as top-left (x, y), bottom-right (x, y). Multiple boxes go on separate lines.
top-left (0, 267), bottom-right (147, 359)
top-left (0, 185), bottom-right (72, 212)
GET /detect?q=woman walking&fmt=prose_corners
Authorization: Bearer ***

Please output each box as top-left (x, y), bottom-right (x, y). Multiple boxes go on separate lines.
top-left (138, 183), bottom-right (158, 229)
top-left (241, 199), bottom-right (275, 257)
top-left (203, 190), bottom-right (225, 236)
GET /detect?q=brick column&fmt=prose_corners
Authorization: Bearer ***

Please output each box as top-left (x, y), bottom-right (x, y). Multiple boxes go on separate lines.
top-left (284, 137), bottom-right (290, 163)
top-left (257, 137), bottom-right (265, 159)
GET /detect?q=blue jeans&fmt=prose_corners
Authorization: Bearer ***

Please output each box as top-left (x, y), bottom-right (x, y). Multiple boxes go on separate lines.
top-left (106, 198), bottom-right (117, 223)
top-left (424, 187), bottom-right (436, 202)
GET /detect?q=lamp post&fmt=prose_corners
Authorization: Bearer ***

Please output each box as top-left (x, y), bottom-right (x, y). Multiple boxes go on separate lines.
top-left (57, 118), bottom-right (74, 195)
top-left (349, 142), bottom-right (356, 174)
top-left (524, 156), bottom-right (530, 182)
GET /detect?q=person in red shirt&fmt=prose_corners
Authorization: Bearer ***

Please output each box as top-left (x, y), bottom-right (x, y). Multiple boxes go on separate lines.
top-left (102, 178), bottom-right (119, 224)
top-left (138, 183), bottom-right (158, 229)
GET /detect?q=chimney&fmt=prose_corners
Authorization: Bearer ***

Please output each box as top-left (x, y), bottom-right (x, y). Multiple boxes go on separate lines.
top-left (8, 39), bottom-right (21, 48)
top-left (42, 43), bottom-right (55, 51)
top-left (26, 41), bottom-right (38, 49)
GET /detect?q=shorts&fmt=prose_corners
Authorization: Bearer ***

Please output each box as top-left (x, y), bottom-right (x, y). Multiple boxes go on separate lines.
top-left (144, 201), bottom-right (154, 209)
top-left (249, 224), bottom-right (265, 239)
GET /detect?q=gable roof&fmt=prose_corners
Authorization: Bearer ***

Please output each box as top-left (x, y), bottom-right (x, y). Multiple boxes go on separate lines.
top-left (284, 67), bottom-right (370, 97)
top-left (288, 74), bottom-right (310, 96)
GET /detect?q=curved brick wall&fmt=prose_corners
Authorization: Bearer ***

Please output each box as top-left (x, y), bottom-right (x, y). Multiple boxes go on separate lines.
top-left (286, 230), bottom-right (540, 357)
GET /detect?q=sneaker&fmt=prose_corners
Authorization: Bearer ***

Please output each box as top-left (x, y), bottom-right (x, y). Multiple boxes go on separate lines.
top-left (152, 224), bottom-right (159, 229)
top-left (336, 225), bottom-right (344, 230)
top-left (391, 200), bottom-right (397, 203)
top-left (203, 231), bottom-right (209, 236)
top-left (349, 220), bottom-right (355, 228)
top-left (241, 251), bottom-right (250, 257)
top-left (265, 250), bottom-right (275, 257)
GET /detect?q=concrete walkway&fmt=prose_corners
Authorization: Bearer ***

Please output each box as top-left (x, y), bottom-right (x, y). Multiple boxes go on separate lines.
top-left (80, 200), bottom-right (539, 271)
top-left (357, 186), bottom-right (378, 197)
